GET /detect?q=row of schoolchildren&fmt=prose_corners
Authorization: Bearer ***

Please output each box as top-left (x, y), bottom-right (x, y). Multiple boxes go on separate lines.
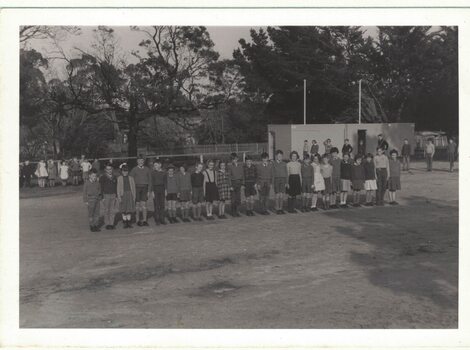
top-left (82, 148), bottom-right (401, 232)
top-left (20, 157), bottom-right (101, 188)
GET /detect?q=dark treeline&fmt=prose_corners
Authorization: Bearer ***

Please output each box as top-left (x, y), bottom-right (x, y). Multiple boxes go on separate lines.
top-left (20, 26), bottom-right (458, 160)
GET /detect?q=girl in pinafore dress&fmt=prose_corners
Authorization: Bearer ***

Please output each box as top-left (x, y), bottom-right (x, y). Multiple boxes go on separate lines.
top-left (178, 164), bottom-right (192, 222)
top-left (311, 153), bottom-right (325, 211)
top-left (117, 164), bottom-right (136, 228)
top-left (388, 150), bottom-right (401, 205)
top-left (286, 151), bottom-right (302, 213)
top-left (204, 159), bottom-right (219, 220)
top-left (320, 154), bottom-right (333, 210)
top-left (351, 155), bottom-right (366, 207)
top-left (216, 160), bottom-right (231, 219)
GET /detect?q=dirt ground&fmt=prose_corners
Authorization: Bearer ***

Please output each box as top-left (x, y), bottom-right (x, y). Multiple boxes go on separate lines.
top-left (19, 161), bottom-right (458, 328)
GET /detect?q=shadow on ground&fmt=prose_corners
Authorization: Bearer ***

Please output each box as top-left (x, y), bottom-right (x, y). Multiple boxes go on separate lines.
top-left (323, 195), bottom-right (458, 311)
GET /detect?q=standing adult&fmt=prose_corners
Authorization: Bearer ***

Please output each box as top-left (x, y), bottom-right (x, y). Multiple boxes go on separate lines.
top-left (323, 139), bottom-right (332, 156)
top-left (425, 138), bottom-right (435, 172)
top-left (310, 140), bottom-right (319, 156)
top-left (341, 139), bottom-right (353, 157)
top-left (130, 155), bottom-right (152, 226)
top-left (377, 134), bottom-right (389, 154)
top-left (401, 139), bottom-right (411, 172)
top-left (100, 163), bottom-right (118, 230)
top-left (447, 138), bottom-right (458, 172)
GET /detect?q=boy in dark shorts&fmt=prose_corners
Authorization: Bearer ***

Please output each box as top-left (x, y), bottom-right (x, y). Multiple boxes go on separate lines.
top-left (255, 152), bottom-right (272, 215)
top-left (243, 155), bottom-right (258, 216)
top-left (329, 147), bottom-right (341, 208)
top-left (272, 150), bottom-right (288, 214)
top-left (165, 165), bottom-right (179, 223)
top-left (130, 155), bottom-right (152, 226)
top-left (191, 163), bottom-right (205, 221)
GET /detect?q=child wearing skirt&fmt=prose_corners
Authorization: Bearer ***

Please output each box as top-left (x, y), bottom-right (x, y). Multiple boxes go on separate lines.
top-left (363, 153), bottom-right (377, 206)
top-left (273, 150), bottom-right (288, 214)
top-left (204, 159), bottom-right (219, 220)
top-left (117, 164), bottom-right (136, 228)
top-left (300, 155), bottom-right (314, 212)
top-left (311, 153), bottom-right (325, 211)
top-left (388, 150), bottom-right (401, 205)
top-left (216, 160), bottom-right (231, 219)
top-left (329, 147), bottom-right (342, 209)
top-left (351, 155), bottom-right (365, 207)
top-left (47, 159), bottom-right (57, 187)
top-left (286, 151), bottom-right (302, 213)
top-left (339, 153), bottom-right (352, 208)
top-left (320, 154), bottom-right (333, 210)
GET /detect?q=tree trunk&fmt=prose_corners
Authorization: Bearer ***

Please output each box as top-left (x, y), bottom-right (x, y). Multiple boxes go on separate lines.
top-left (127, 109), bottom-right (139, 167)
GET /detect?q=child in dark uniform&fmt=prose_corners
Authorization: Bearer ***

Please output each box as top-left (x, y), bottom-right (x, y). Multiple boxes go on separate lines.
top-left (191, 163), bottom-right (205, 221)
top-left (329, 148), bottom-right (341, 209)
top-left (351, 155), bottom-right (365, 207)
top-left (339, 153), bottom-right (352, 208)
top-left (243, 155), bottom-right (258, 216)
top-left (388, 150), bottom-right (401, 205)
top-left (166, 165), bottom-right (180, 223)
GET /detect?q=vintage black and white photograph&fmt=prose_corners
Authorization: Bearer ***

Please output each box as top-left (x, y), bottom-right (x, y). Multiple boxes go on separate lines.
top-left (18, 24), bottom-right (458, 329)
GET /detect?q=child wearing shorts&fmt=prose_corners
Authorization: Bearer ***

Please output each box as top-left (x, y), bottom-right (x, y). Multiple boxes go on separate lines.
top-left (329, 147), bottom-right (341, 208)
top-left (191, 163), bottom-right (205, 221)
top-left (178, 164), bottom-right (192, 222)
top-left (363, 153), bottom-right (377, 206)
top-left (320, 154), bottom-right (333, 210)
top-left (216, 160), bottom-right (231, 219)
top-left (272, 150), bottom-right (288, 214)
top-left (165, 165), bottom-right (179, 223)
top-left (286, 151), bottom-right (301, 213)
top-left (130, 155), bottom-right (152, 226)
top-left (83, 168), bottom-right (101, 232)
top-left (351, 155), bottom-right (365, 207)
top-left (204, 159), bottom-right (219, 220)
top-left (388, 150), bottom-right (401, 205)
top-left (311, 153), bottom-right (325, 211)
top-left (339, 153), bottom-right (352, 208)
top-left (300, 155), bottom-right (313, 212)
top-left (243, 155), bottom-right (258, 216)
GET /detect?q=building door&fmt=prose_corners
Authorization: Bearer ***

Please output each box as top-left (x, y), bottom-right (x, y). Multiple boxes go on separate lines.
top-left (357, 129), bottom-right (367, 156)
top-left (269, 131), bottom-right (276, 160)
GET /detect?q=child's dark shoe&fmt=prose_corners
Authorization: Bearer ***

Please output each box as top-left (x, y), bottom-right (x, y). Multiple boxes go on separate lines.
top-left (142, 221), bottom-right (149, 226)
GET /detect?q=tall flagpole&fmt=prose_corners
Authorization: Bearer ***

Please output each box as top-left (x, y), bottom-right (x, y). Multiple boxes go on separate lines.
top-left (303, 79), bottom-right (307, 125)
top-left (358, 79), bottom-right (362, 124)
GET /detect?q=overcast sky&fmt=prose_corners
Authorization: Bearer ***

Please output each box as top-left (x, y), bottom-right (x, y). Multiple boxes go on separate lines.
top-left (26, 26), bottom-right (378, 79)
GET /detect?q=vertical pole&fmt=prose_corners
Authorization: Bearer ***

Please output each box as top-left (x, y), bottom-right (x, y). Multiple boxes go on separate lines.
top-left (303, 79), bottom-right (307, 125)
top-left (358, 79), bottom-right (362, 125)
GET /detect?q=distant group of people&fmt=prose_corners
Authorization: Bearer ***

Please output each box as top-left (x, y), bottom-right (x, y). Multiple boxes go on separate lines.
top-left (19, 156), bottom-right (102, 188)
